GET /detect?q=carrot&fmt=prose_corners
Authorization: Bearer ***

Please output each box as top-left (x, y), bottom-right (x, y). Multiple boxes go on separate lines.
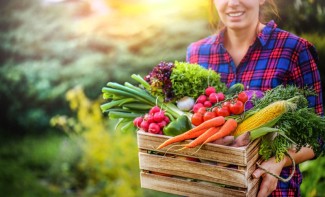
top-left (157, 116), bottom-right (225, 150)
top-left (184, 116), bottom-right (225, 134)
top-left (157, 128), bottom-right (208, 150)
top-left (202, 118), bottom-right (238, 145)
top-left (183, 126), bottom-right (221, 149)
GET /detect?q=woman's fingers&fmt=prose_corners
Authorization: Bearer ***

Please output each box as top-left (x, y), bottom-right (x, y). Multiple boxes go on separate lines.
top-left (257, 174), bottom-right (278, 197)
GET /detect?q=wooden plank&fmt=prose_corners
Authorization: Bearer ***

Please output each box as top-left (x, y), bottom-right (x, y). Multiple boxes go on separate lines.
top-left (137, 131), bottom-right (249, 166)
top-left (139, 152), bottom-right (248, 188)
top-left (140, 172), bottom-right (248, 197)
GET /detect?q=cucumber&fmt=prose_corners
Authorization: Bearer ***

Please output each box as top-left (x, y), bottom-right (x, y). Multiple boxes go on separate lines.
top-left (226, 83), bottom-right (244, 95)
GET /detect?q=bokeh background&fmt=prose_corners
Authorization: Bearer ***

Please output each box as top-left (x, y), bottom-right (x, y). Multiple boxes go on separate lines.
top-left (0, 0), bottom-right (324, 196)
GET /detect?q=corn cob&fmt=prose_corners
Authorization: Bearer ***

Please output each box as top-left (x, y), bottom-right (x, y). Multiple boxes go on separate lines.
top-left (232, 100), bottom-right (296, 137)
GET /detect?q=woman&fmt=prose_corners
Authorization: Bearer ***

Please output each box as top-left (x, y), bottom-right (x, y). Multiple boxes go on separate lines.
top-left (186, 0), bottom-right (324, 196)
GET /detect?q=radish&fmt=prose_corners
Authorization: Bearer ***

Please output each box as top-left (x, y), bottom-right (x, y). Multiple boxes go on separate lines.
top-left (148, 123), bottom-right (161, 134)
top-left (140, 120), bottom-right (149, 132)
top-left (153, 111), bottom-right (165, 123)
top-left (205, 86), bottom-right (216, 96)
top-left (133, 117), bottom-right (143, 127)
top-left (216, 92), bottom-right (225, 102)
top-left (146, 114), bottom-right (155, 124)
top-left (203, 100), bottom-right (212, 108)
top-left (164, 116), bottom-right (170, 124)
top-left (158, 120), bottom-right (167, 128)
top-left (193, 103), bottom-right (204, 113)
top-left (208, 93), bottom-right (218, 104)
top-left (149, 106), bottom-right (161, 115)
top-left (196, 94), bottom-right (207, 104)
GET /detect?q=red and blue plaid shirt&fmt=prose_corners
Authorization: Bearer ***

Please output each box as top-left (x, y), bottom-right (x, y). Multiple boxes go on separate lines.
top-left (186, 20), bottom-right (324, 197)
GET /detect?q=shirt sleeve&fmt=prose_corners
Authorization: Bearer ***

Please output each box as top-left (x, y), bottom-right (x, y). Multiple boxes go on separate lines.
top-left (290, 40), bottom-right (324, 116)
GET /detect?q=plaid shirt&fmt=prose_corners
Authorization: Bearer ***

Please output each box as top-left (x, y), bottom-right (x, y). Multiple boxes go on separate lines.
top-left (186, 20), bottom-right (324, 196)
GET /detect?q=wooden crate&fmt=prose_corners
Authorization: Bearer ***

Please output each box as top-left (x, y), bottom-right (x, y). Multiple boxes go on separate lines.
top-left (137, 130), bottom-right (262, 197)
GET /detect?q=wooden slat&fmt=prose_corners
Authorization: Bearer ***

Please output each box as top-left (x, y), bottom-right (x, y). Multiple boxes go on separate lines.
top-left (137, 130), bottom-right (262, 196)
top-left (139, 152), bottom-right (248, 188)
top-left (140, 172), bottom-right (248, 197)
top-left (137, 131), bottom-right (249, 166)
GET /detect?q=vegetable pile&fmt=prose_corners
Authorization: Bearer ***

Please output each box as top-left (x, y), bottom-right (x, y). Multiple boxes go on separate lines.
top-left (101, 61), bottom-right (325, 180)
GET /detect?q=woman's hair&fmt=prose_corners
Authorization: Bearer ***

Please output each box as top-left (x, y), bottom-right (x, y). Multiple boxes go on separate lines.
top-left (209, 0), bottom-right (279, 32)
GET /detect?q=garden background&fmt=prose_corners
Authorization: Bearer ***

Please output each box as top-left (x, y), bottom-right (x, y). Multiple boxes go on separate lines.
top-left (0, 0), bottom-right (324, 196)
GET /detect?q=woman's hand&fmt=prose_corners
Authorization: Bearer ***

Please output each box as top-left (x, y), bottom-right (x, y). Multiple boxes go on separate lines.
top-left (252, 157), bottom-right (287, 197)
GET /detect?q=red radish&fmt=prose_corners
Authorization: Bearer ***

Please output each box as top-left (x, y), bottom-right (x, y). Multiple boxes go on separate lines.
top-left (208, 93), bottom-right (219, 103)
top-left (148, 123), bottom-right (161, 134)
top-left (216, 92), bottom-right (225, 102)
top-left (193, 103), bottom-right (204, 113)
top-left (164, 116), bottom-right (170, 124)
top-left (204, 100), bottom-right (212, 108)
top-left (205, 86), bottom-right (216, 96)
top-left (153, 111), bottom-right (165, 122)
top-left (149, 106), bottom-right (161, 115)
top-left (196, 94), bottom-right (207, 104)
top-left (146, 115), bottom-right (155, 124)
top-left (133, 117), bottom-right (143, 127)
top-left (140, 120), bottom-right (149, 131)
top-left (158, 120), bottom-right (167, 128)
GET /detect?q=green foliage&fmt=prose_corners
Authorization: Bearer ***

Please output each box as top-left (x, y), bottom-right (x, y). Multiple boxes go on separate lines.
top-left (276, 0), bottom-right (325, 34)
top-left (300, 158), bottom-right (325, 197)
top-left (0, 133), bottom-right (81, 197)
top-left (171, 61), bottom-right (226, 100)
top-left (0, 0), bottom-right (210, 133)
top-left (51, 86), bottom-right (142, 196)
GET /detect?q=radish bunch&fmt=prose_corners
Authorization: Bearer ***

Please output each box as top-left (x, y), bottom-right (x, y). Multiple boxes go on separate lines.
top-left (192, 86), bottom-right (225, 113)
top-left (133, 106), bottom-right (170, 134)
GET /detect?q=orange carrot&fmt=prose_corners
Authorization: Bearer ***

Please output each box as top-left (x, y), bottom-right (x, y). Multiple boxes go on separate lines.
top-left (184, 116), bottom-right (225, 134)
top-left (183, 126), bottom-right (221, 149)
top-left (157, 128), bottom-right (208, 150)
top-left (202, 118), bottom-right (237, 145)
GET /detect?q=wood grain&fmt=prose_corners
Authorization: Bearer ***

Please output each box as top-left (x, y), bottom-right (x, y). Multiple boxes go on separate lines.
top-left (137, 130), bottom-right (262, 196)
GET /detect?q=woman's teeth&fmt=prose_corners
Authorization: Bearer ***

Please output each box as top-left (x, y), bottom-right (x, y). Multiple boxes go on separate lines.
top-left (228, 12), bottom-right (244, 17)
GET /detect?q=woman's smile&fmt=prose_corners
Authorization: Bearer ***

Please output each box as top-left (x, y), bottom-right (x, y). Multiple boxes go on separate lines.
top-left (227, 11), bottom-right (245, 17)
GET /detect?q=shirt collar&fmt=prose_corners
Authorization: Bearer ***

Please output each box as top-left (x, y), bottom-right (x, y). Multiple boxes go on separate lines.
top-left (214, 20), bottom-right (277, 47)
top-left (257, 20), bottom-right (277, 46)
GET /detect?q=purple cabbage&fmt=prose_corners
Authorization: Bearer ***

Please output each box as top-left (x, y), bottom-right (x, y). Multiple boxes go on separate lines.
top-left (244, 90), bottom-right (264, 110)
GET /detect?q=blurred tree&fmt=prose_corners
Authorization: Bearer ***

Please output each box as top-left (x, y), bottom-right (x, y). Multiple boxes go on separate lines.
top-left (0, 0), bottom-right (324, 135)
top-left (276, 0), bottom-right (325, 34)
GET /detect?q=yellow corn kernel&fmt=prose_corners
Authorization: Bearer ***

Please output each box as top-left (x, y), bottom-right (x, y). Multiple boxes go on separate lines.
top-left (233, 100), bottom-right (288, 137)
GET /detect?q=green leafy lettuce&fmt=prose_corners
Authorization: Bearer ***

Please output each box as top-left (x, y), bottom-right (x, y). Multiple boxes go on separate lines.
top-left (170, 61), bottom-right (226, 101)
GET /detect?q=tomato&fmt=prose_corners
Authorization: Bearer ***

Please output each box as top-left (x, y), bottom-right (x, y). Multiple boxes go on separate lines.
top-left (237, 91), bottom-right (248, 103)
top-left (191, 113), bottom-right (203, 126)
top-left (229, 100), bottom-right (244, 115)
top-left (197, 106), bottom-right (207, 115)
top-left (222, 101), bottom-right (231, 109)
top-left (216, 106), bottom-right (230, 117)
top-left (203, 111), bottom-right (216, 121)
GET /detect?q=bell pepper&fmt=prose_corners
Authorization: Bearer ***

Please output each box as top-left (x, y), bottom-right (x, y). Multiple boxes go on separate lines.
top-left (163, 114), bottom-right (192, 136)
